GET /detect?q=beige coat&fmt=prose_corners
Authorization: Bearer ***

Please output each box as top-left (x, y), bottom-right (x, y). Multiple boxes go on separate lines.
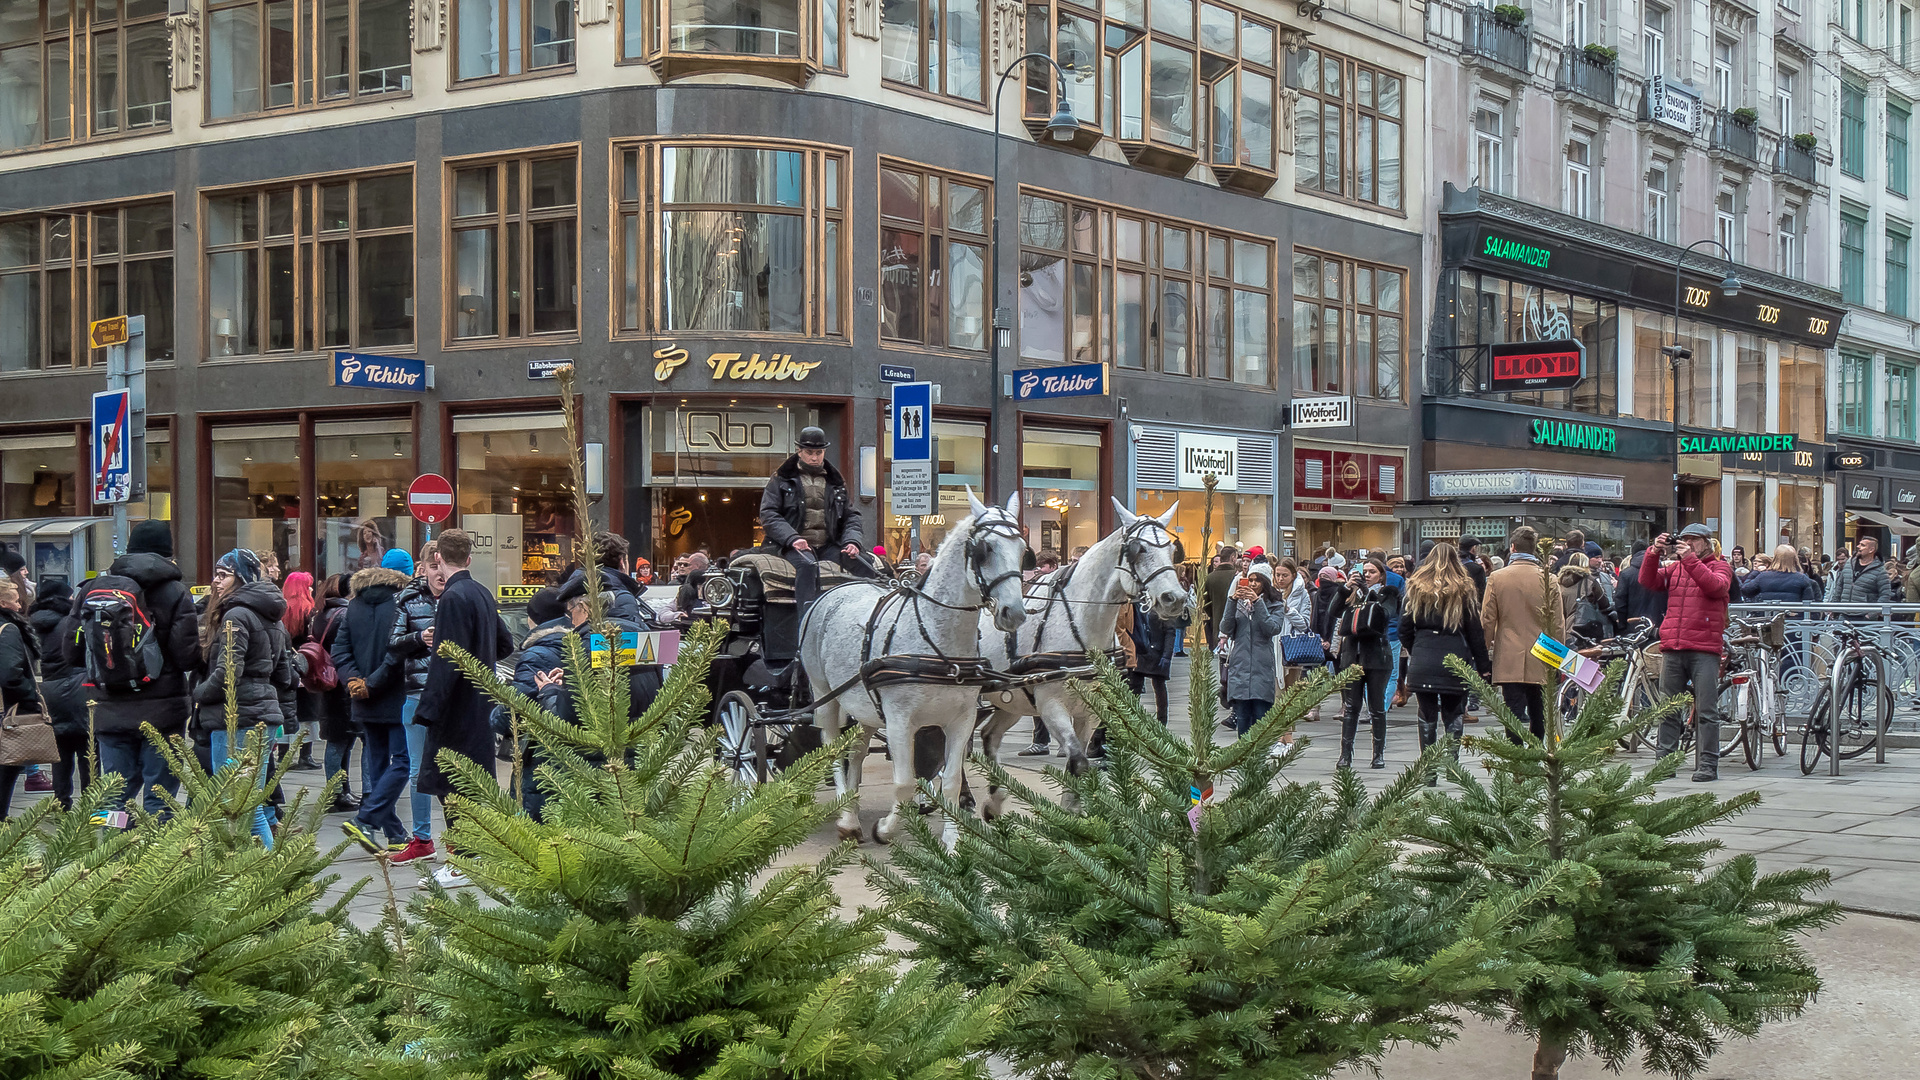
top-left (1481, 558), bottom-right (1569, 685)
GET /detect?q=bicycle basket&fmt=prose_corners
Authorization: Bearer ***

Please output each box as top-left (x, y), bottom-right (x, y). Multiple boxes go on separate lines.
top-left (1761, 613), bottom-right (1787, 652)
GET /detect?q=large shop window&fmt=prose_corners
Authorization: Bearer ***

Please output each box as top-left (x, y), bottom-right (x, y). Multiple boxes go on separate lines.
top-left (450, 153), bottom-right (578, 342)
top-left (206, 0), bottom-right (410, 119)
top-left (0, 432), bottom-right (78, 519)
top-left (1, 202), bottom-right (173, 372)
top-left (1293, 249), bottom-right (1408, 403)
top-left (880, 162), bottom-right (987, 351)
top-left (616, 142), bottom-right (845, 337)
top-left (205, 173), bottom-right (414, 358)
top-left (1022, 425), bottom-right (1103, 556)
top-left (1777, 479), bottom-right (1822, 552)
top-left (643, 404), bottom-right (816, 563)
top-left (456, 0), bottom-right (575, 81)
top-left (0, 0), bottom-right (169, 151)
top-left (880, 416), bottom-right (985, 556)
top-left (1289, 46), bottom-right (1403, 211)
top-left (624, 0), bottom-right (843, 77)
top-left (315, 418), bottom-right (416, 580)
top-left (882, 0), bottom-right (982, 101)
top-left (1630, 308), bottom-right (1718, 426)
top-left (210, 423), bottom-right (301, 573)
top-left (453, 412), bottom-right (577, 591)
top-left (1441, 269), bottom-right (1616, 414)
top-left (1019, 192), bottom-right (1274, 386)
top-left (1022, 0), bottom-right (1278, 184)
top-left (1778, 344), bottom-right (1826, 442)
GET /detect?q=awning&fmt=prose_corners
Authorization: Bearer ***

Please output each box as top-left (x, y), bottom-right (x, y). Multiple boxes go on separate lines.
top-left (1845, 509), bottom-right (1920, 535)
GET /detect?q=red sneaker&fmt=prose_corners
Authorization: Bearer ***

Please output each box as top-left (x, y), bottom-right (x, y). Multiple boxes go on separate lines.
top-left (390, 838), bottom-right (435, 864)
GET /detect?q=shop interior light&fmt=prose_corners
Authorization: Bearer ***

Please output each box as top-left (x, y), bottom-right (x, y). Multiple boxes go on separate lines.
top-left (529, 433), bottom-right (540, 453)
top-left (393, 437), bottom-right (403, 457)
top-left (349, 440), bottom-right (359, 458)
top-left (483, 435), bottom-right (492, 455)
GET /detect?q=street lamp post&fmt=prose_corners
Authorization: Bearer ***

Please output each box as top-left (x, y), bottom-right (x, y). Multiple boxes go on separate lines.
top-left (1662, 238), bottom-right (1742, 534)
top-left (988, 53), bottom-right (1080, 503)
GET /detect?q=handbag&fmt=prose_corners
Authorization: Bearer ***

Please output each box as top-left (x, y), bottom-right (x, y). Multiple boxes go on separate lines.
top-left (1280, 632), bottom-right (1327, 666)
top-left (0, 623), bottom-right (54, 766)
top-left (1341, 598), bottom-right (1386, 640)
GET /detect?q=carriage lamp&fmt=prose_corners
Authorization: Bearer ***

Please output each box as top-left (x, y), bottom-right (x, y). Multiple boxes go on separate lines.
top-left (701, 575), bottom-right (735, 608)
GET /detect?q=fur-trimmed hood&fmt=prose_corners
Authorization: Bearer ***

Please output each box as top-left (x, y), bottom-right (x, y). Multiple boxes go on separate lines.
top-left (349, 565), bottom-right (413, 597)
top-left (1558, 564), bottom-right (1592, 587)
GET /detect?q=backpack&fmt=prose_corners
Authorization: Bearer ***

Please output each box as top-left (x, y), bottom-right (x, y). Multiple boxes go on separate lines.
top-left (297, 611), bottom-right (340, 692)
top-left (78, 575), bottom-right (166, 694)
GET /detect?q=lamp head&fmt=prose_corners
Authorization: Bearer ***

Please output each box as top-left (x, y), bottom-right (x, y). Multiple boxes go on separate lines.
top-left (1661, 344), bottom-right (1693, 362)
top-left (1720, 273), bottom-right (1741, 297)
top-left (1046, 97), bottom-right (1079, 141)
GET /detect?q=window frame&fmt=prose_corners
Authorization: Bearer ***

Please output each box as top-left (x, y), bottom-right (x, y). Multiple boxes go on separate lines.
top-left (1646, 159), bottom-right (1672, 241)
top-left (1838, 351), bottom-right (1873, 435)
top-left (1291, 246), bottom-right (1408, 404)
top-left (1841, 78), bottom-right (1868, 178)
top-left (1288, 45), bottom-right (1406, 211)
top-left (1890, 225), bottom-right (1911, 318)
top-left (1779, 206), bottom-right (1801, 278)
top-left (453, 0), bottom-right (577, 84)
top-left (0, 0), bottom-right (171, 151)
top-left (1564, 134), bottom-right (1592, 219)
top-left (1473, 105), bottom-right (1505, 195)
top-left (1643, 5), bottom-right (1668, 78)
top-left (878, 159), bottom-right (991, 352)
top-left (1889, 360), bottom-right (1917, 441)
top-left (203, 171), bottom-right (417, 360)
top-left (1015, 188), bottom-right (1279, 388)
top-left (1840, 208), bottom-right (1868, 306)
top-left (0, 199), bottom-right (175, 372)
top-left (1891, 99), bottom-right (1912, 198)
top-left (1715, 188), bottom-right (1738, 259)
top-left (445, 150), bottom-right (581, 346)
top-left (1775, 67), bottom-right (1795, 133)
top-left (623, 0), bottom-right (845, 78)
top-left (205, 0), bottom-right (413, 120)
top-left (880, 0), bottom-right (986, 103)
top-left (612, 139), bottom-right (848, 340)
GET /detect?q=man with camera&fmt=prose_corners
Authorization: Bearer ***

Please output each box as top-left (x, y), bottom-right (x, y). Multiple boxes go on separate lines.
top-left (1637, 524), bottom-right (1735, 781)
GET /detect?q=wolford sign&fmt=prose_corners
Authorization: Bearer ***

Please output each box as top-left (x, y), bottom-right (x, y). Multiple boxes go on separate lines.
top-left (1012, 362), bottom-right (1109, 401)
top-left (1177, 432), bottom-right (1239, 491)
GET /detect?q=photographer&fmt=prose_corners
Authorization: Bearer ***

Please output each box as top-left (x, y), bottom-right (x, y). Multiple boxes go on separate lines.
top-left (1638, 525), bottom-right (1734, 782)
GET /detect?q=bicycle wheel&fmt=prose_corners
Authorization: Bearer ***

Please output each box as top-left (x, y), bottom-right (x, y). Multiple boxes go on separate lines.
top-left (1738, 681), bottom-right (1763, 772)
top-left (1619, 675), bottom-right (1659, 751)
top-left (1557, 679), bottom-right (1585, 729)
top-left (1769, 670), bottom-right (1789, 756)
top-left (1835, 657), bottom-right (1889, 761)
top-left (1800, 675), bottom-right (1836, 775)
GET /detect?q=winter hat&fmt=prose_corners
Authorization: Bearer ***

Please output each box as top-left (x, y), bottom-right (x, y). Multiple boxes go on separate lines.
top-left (0, 549), bottom-right (22, 575)
top-left (216, 548), bottom-right (263, 585)
top-left (1584, 541), bottom-right (1603, 559)
top-left (382, 547), bottom-right (416, 575)
top-left (129, 519), bottom-right (175, 558)
top-left (1246, 546), bottom-right (1265, 559)
top-left (1248, 563), bottom-right (1273, 581)
top-left (1326, 551), bottom-right (1347, 569)
top-left (1318, 566), bottom-right (1344, 584)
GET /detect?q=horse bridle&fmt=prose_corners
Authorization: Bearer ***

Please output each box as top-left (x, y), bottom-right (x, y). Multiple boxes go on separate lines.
top-left (1116, 517), bottom-right (1179, 602)
top-left (960, 507), bottom-right (1026, 613)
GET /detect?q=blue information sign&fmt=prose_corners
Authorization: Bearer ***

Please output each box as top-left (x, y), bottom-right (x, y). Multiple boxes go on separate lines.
top-left (891, 381), bottom-right (933, 462)
top-left (1011, 362), bottom-right (1108, 401)
top-left (332, 350), bottom-right (429, 393)
top-left (92, 389), bottom-right (132, 504)
top-left (880, 364), bottom-right (916, 383)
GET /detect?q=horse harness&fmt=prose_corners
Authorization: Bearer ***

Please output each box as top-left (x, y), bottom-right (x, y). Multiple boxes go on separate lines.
top-left (1002, 517), bottom-right (1179, 682)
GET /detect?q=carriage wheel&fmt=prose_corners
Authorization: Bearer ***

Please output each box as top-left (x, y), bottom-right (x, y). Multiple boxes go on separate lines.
top-left (716, 691), bottom-right (764, 785)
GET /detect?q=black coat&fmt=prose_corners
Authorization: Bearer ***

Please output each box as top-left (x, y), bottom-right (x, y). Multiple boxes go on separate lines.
top-left (1127, 602), bottom-right (1179, 678)
top-left (1331, 583), bottom-right (1402, 673)
top-left (759, 455), bottom-right (861, 553)
top-left (415, 569), bottom-right (514, 798)
top-left (330, 566), bottom-right (411, 725)
top-left (532, 616), bottom-right (665, 729)
top-left (29, 595), bottom-right (83, 737)
top-left (192, 581), bottom-right (295, 734)
top-left (310, 598), bottom-right (355, 741)
top-left (0, 606), bottom-right (39, 714)
top-left (64, 552), bottom-right (201, 735)
top-left (386, 577), bottom-right (439, 694)
top-left (1310, 581), bottom-right (1343, 641)
top-left (556, 566), bottom-right (658, 627)
top-left (1397, 604), bottom-right (1491, 695)
top-left (1613, 551), bottom-right (1669, 630)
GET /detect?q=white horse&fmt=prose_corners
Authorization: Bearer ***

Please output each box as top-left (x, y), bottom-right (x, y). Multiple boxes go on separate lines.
top-left (800, 490), bottom-right (1030, 846)
top-left (977, 500), bottom-right (1189, 814)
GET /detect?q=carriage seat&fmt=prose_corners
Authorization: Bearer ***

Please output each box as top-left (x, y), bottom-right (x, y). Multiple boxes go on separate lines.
top-left (729, 550), bottom-right (856, 605)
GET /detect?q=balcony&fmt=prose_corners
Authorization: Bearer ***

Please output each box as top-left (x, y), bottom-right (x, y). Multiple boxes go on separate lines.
top-left (1709, 108), bottom-right (1761, 164)
top-left (1557, 48), bottom-right (1616, 107)
top-left (1777, 139), bottom-right (1819, 185)
top-left (1462, 7), bottom-right (1531, 75)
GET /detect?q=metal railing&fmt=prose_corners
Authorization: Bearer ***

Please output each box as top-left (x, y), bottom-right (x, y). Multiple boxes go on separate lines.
top-left (1462, 6), bottom-right (1531, 73)
top-left (1727, 602), bottom-right (1920, 735)
top-left (1710, 108), bottom-right (1761, 163)
top-left (1557, 48), bottom-right (1616, 106)
top-left (1776, 139), bottom-right (1819, 184)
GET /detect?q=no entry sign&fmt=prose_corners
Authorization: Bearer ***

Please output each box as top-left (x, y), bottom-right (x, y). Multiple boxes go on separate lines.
top-left (406, 473), bottom-right (455, 524)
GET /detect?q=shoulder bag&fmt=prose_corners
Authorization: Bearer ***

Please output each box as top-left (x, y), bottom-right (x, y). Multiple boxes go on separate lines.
top-left (1280, 632), bottom-right (1327, 666)
top-left (0, 622), bottom-right (56, 767)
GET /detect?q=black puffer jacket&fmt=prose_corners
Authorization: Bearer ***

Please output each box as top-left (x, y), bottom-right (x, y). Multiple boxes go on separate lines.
top-left (759, 455), bottom-right (861, 553)
top-left (192, 581), bottom-right (295, 734)
top-left (386, 577), bottom-right (438, 694)
top-left (63, 552), bottom-right (201, 735)
top-left (0, 606), bottom-right (39, 714)
top-left (29, 592), bottom-right (83, 737)
top-left (332, 567), bottom-right (411, 724)
top-left (1397, 605), bottom-right (1491, 696)
top-left (556, 566), bottom-right (658, 627)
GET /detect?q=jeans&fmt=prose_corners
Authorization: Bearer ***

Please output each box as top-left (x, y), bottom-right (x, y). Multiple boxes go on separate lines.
top-left (1127, 670), bottom-right (1170, 725)
top-left (96, 729), bottom-right (180, 816)
top-left (1660, 648), bottom-right (1723, 775)
top-left (402, 695), bottom-right (433, 840)
top-left (1385, 639), bottom-right (1403, 703)
top-left (355, 722), bottom-right (411, 843)
top-left (208, 727), bottom-right (277, 849)
top-left (324, 729), bottom-right (365, 794)
top-left (1499, 683), bottom-right (1546, 742)
top-left (1031, 716), bottom-right (1050, 747)
top-left (1340, 666), bottom-right (1391, 763)
top-left (1229, 698), bottom-right (1272, 736)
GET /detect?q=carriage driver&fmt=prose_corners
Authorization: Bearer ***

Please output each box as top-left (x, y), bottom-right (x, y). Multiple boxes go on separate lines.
top-left (760, 426), bottom-right (875, 609)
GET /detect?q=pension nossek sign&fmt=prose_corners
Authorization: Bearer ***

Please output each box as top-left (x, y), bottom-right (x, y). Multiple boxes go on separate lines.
top-left (1530, 418), bottom-right (1616, 453)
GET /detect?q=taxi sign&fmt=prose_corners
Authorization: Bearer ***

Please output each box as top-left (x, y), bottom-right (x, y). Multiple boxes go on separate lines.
top-left (90, 316), bottom-right (129, 348)
top-left (496, 584), bottom-right (543, 602)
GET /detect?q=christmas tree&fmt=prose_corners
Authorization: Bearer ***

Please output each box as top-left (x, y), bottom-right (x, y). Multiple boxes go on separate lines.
top-left (0, 707), bottom-right (360, 1080)
top-left (1410, 648), bottom-right (1840, 1080)
top-left (388, 364), bottom-right (1016, 1080)
top-left (873, 643), bottom-right (1554, 1080)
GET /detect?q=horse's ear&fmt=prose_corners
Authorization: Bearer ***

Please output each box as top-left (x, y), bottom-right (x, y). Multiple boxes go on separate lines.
top-left (966, 486), bottom-right (988, 518)
top-left (1111, 497), bottom-right (1138, 527)
top-left (1005, 492), bottom-right (1020, 518)
top-left (1156, 501), bottom-right (1178, 527)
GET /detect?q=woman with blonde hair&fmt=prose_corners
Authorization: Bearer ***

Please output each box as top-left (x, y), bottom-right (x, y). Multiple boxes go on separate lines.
top-left (1741, 544), bottom-right (1820, 602)
top-left (1397, 542), bottom-right (1490, 782)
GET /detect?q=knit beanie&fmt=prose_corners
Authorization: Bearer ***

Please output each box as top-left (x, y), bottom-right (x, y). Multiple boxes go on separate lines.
top-left (216, 548), bottom-right (263, 585)
top-left (382, 547), bottom-right (415, 575)
top-left (128, 519), bottom-right (175, 557)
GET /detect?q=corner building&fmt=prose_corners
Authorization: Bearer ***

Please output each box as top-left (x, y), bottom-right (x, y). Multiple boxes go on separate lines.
top-left (0, 0), bottom-right (1422, 583)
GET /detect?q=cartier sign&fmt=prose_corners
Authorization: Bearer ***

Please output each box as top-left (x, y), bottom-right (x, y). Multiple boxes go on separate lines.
top-left (652, 343), bottom-right (825, 383)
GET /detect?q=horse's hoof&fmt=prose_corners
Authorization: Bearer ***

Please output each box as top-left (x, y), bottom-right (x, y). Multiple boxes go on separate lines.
top-left (1066, 752), bottom-right (1090, 776)
top-left (982, 791), bottom-right (1007, 821)
top-left (872, 820), bottom-right (892, 845)
top-left (836, 825), bottom-right (862, 843)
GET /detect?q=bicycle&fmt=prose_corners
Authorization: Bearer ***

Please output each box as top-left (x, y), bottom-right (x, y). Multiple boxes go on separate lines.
top-left (1800, 620), bottom-right (1892, 776)
top-left (1556, 617), bottom-right (1670, 752)
top-left (1717, 613), bottom-right (1789, 771)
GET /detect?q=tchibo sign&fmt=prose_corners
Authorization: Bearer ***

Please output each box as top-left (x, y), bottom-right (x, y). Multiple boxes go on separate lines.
top-left (1177, 432), bottom-right (1239, 491)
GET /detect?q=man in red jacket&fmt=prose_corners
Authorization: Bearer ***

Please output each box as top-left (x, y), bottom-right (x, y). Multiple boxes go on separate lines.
top-left (1639, 523), bottom-right (1735, 781)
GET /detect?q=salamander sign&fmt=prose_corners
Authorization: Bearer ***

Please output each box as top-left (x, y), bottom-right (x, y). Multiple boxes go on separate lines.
top-left (1677, 433), bottom-right (1797, 454)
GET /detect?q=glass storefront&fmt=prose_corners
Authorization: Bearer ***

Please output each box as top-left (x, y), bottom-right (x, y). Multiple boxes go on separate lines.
top-left (315, 419), bottom-right (416, 580)
top-left (1631, 307), bottom-right (1720, 424)
top-left (210, 423), bottom-right (301, 571)
top-left (453, 412), bottom-right (576, 591)
top-left (643, 403), bottom-right (818, 565)
top-left (1133, 489), bottom-right (1268, 559)
top-left (0, 433), bottom-right (79, 519)
top-left (1021, 426), bottom-right (1103, 556)
top-left (881, 417), bottom-right (986, 558)
top-left (1779, 345), bottom-right (1827, 442)
top-left (1450, 270), bottom-right (1618, 414)
top-left (1777, 479), bottom-right (1823, 554)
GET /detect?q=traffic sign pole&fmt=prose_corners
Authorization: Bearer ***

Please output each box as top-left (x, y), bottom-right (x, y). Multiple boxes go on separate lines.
top-left (96, 315), bottom-right (145, 555)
